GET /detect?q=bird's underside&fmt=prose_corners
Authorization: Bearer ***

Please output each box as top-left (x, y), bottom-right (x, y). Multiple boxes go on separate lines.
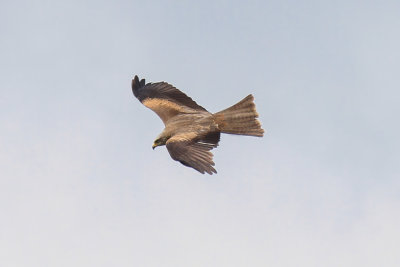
top-left (131, 75), bottom-right (264, 174)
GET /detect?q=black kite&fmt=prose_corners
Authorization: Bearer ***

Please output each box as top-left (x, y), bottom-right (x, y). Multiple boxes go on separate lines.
top-left (131, 75), bottom-right (264, 174)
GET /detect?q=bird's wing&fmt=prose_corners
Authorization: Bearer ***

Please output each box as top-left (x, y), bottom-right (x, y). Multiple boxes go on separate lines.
top-left (166, 131), bottom-right (220, 175)
top-left (132, 75), bottom-right (208, 124)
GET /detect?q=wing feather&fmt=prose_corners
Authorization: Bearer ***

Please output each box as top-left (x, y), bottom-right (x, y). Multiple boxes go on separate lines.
top-left (166, 132), bottom-right (220, 175)
top-left (132, 75), bottom-right (208, 124)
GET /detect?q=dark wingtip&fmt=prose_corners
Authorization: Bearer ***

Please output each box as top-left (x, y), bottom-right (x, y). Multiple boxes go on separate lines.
top-left (131, 75), bottom-right (146, 97)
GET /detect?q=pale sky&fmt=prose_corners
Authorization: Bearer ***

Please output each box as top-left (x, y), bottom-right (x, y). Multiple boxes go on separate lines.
top-left (1, 0), bottom-right (399, 266)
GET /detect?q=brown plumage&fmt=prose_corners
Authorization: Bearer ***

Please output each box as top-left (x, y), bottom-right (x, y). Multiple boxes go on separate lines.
top-left (131, 75), bottom-right (264, 174)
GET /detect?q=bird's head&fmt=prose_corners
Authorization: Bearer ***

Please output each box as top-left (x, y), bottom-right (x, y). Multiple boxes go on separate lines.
top-left (152, 136), bottom-right (168, 150)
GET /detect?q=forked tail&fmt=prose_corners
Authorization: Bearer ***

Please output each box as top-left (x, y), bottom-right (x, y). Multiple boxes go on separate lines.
top-left (213, 94), bottom-right (264, 137)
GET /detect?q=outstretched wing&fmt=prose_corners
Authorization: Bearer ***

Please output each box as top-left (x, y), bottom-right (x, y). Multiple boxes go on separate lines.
top-left (132, 75), bottom-right (208, 124)
top-left (166, 131), bottom-right (220, 175)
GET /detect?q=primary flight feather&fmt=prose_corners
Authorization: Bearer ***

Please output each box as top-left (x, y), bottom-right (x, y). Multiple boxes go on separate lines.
top-left (131, 75), bottom-right (264, 174)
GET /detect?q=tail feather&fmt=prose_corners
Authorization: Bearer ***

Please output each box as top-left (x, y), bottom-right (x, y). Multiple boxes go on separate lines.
top-left (214, 94), bottom-right (264, 137)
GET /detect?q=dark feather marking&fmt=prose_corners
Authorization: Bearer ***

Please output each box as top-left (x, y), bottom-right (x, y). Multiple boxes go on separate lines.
top-left (198, 131), bottom-right (220, 147)
top-left (132, 75), bottom-right (207, 111)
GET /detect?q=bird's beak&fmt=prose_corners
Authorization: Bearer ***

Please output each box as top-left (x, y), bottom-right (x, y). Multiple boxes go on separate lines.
top-left (152, 143), bottom-right (157, 150)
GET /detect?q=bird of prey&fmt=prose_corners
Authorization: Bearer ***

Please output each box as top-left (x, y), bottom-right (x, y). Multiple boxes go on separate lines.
top-left (131, 75), bottom-right (264, 174)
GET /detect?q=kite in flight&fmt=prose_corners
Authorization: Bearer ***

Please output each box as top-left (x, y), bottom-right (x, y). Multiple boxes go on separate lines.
top-left (131, 75), bottom-right (264, 174)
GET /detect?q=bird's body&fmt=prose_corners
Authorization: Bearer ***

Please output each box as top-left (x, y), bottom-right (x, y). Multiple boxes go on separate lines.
top-left (131, 75), bottom-right (264, 174)
top-left (160, 112), bottom-right (217, 139)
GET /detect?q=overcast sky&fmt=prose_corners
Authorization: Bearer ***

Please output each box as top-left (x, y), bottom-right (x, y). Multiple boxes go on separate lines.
top-left (1, 0), bottom-right (399, 266)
